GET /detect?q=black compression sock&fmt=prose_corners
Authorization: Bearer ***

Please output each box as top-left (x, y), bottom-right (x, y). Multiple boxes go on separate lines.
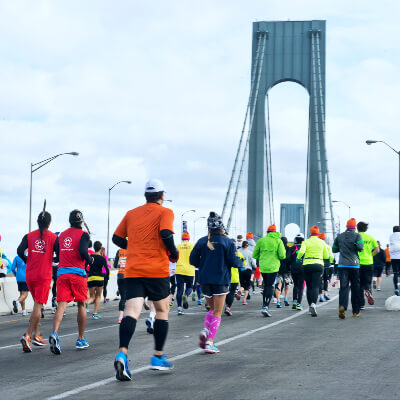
top-left (119, 316), bottom-right (137, 349)
top-left (153, 319), bottom-right (168, 352)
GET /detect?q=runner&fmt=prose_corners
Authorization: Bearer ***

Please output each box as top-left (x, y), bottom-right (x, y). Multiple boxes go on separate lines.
top-left (175, 231), bottom-right (195, 316)
top-left (100, 247), bottom-right (111, 303)
top-left (373, 241), bottom-right (386, 291)
top-left (245, 233), bottom-right (257, 294)
top-left (12, 252), bottom-right (29, 316)
top-left (318, 232), bottom-right (334, 302)
top-left (49, 210), bottom-right (93, 354)
top-left (297, 226), bottom-right (329, 317)
top-left (17, 210), bottom-right (58, 352)
top-left (87, 241), bottom-right (108, 319)
top-left (238, 241), bottom-right (255, 305)
top-left (275, 236), bottom-right (290, 308)
top-left (288, 233), bottom-right (305, 310)
top-left (224, 250), bottom-right (244, 316)
top-left (384, 244), bottom-right (391, 276)
top-left (332, 218), bottom-right (364, 319)
top-left (252, 224), bottom-right (286, 317)
top-left (113, 179), bottom-right (177, 380)
top-left (190, 212), bottom-right (240, 354)
top-left (236, 234), bottom-right (243, 249)
top-left (114, 245), bottom-right (128, 323)
top-left (389, 226), bottom-right (400, 295)
top-left (357, 221), bottom-right (379, 308)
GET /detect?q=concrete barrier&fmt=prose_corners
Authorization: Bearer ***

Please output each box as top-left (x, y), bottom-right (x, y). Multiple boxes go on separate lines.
top-left (0, 271), bottom-right (120, 315)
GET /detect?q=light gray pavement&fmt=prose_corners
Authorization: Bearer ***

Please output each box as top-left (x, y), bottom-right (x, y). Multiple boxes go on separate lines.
top-left (0, 277), bottom-right (399, 400)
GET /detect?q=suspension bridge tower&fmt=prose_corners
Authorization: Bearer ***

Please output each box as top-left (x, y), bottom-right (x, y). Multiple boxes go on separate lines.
top-left (222, 20), bottom-right (335, 240)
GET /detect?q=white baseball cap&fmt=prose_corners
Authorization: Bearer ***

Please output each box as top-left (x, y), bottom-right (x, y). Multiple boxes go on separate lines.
top-left (145, 178), bottom-right (165, 193)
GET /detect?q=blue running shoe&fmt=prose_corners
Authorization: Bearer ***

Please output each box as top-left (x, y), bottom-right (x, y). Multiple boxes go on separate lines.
top-left (150, 355), bottom-right (173, 371)
top-left (197, 299), bottom-right (202, 305)
top-left (324, 294), bottom-right (331, 301)
top-left (395, 289), bottom-right (400, 296)
top-left (284, 298), bottom-right (289, 306)
top-left (276, 301), bottom-right (282, 308)
top-left (49, 332), bottom-right (61, 355)
top-left (76, 337), bottom-right (89, 350)
top-left (114, 352), bottom-right (132, 381)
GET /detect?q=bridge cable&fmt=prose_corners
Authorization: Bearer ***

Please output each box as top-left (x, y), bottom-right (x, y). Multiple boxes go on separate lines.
top-left (226, 31), bottom-right (268, 233)
top-left (221, 35), bottom-right (264, 220)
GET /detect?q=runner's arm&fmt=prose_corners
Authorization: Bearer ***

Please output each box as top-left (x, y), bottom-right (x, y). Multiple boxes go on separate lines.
top-left (112, 234), bottom-right (127, 249)
top-left (160, 229), bottom-right (178, 259)
top-left (79, 232), bottom-right (92, 265)
top-left (17, 234), bottom-right (28, 263)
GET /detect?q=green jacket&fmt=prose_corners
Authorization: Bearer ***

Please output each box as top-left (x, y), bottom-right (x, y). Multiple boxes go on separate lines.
top-left (297, 236), bottom-right (329, 266)
top-left (252, 232), bottom-right (286, 273)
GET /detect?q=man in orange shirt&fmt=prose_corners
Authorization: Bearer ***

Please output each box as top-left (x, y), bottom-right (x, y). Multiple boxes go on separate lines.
top-left (385, 244), bottom-right (392, 276)
top-left (113, 179), bottom-right (178, 381)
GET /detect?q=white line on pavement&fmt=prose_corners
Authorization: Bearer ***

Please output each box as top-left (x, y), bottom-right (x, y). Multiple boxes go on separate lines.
top-left (46, 295), bottom-right (338, 400)
top-left (0, 324), bottom-right (119, 351)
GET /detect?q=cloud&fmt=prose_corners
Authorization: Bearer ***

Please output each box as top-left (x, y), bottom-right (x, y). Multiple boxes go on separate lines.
top-left (2, 0), bottom-right (400, 257)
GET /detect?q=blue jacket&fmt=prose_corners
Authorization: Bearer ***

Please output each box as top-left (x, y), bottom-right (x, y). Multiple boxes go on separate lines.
top-left (189, 233), bottom-right (241, 285)
top-left (12, 256), bottom-right (27, 282)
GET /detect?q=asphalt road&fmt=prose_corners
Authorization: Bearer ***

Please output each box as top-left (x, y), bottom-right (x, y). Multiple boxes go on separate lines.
top-left (0, 277), bottom-right (399, 400)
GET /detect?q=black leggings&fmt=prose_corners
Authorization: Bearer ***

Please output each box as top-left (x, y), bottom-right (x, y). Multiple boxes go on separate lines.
top-left (226, 283), bottom-right (238, 308)
top-left (103, 273), bottom-right (109, 299)
top-left (292, 268), bottom-right (304, 304)
top-left (117, 278), bottom-right (127, 312)
top-left (170, 275), bottom-right (177, 295)
top-left (392, 259), bottom-right (400, 290)
top-left (261, 272), bottom-right (277, 307)
top-left (320, 267), bottom-right (333, 293)
top-left (359, 265), bottom-right (373, 307)
top-left (303, 264), bottom-right (323, 306)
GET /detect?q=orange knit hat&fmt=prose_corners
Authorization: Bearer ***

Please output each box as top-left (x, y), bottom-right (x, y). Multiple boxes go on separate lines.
top-left (310, 225), bottom-right (319, 236)
top-left (246, 232), bottom-right (253, 239)
top-left (318, 232), bottom-right (326, 240)
top-left (181, 231), bottom-right (190, 240)
top-left (267, 224), bottom-right (276, 232)
top-left (346, 218), bottom-right (357, 229)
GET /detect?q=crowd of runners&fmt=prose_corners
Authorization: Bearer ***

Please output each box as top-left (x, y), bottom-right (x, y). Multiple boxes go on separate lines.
top-left (3, 178), bottom-right (400, 382)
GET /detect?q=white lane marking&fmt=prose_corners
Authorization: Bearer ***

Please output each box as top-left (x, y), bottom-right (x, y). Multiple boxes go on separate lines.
top-left (0, 324), bottom-right (118, 351)
top-left (46, 295), bottom-right (338, 400)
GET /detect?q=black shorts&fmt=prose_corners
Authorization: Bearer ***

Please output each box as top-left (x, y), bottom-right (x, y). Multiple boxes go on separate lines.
top-left (374, 265), bottom-right (384, 278)
top-left (88, 280), bottom-right (104, 288)
top-left (17, 281), bottom-right (29, 292)
top-left (239, 269), bottom-right (252, 290)
top-left (125, 277), bottom-right (170, 301)
top-left (201, 284), bottom-right (229, 298)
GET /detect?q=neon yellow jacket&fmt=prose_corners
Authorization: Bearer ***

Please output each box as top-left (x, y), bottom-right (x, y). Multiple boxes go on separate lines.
top-left (297, 236), bottom-right (329, 266)
top-left (231, 252), bottom-right (246, 283)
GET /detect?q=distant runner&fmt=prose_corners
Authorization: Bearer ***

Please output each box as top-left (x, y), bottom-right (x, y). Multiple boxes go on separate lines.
top-left (17, 210), bottom-right (58, 352)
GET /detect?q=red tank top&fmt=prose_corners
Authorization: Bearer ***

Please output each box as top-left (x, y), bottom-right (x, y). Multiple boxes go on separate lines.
top-left (26, 229), bottom-right (57, 281)
top-left (118, 249), bottom-right (128, 277)
top-left (59, 228), bottom-right (85, 270)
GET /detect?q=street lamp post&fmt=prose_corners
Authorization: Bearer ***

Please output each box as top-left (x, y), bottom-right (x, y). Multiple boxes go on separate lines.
top-left (366, 140), bottom-right (400, 225)
top-left (332, 200), bottom-right (351, 219)
top-left (107, 180), bottom-right (132, 256)
top-left (181, 209), bottom-right (196, 234)
top-left (193, 216), bottom-right (206, 242)
top-left (29, 152), bottom-right (79, 232)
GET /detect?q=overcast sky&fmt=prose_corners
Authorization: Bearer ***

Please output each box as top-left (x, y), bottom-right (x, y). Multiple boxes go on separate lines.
top-left (1, 0), bottom-right (400, 258)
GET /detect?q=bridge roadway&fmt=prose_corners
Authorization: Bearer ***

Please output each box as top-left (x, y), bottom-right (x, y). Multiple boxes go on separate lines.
top-left (0, 278), bottom-right (398, 400)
